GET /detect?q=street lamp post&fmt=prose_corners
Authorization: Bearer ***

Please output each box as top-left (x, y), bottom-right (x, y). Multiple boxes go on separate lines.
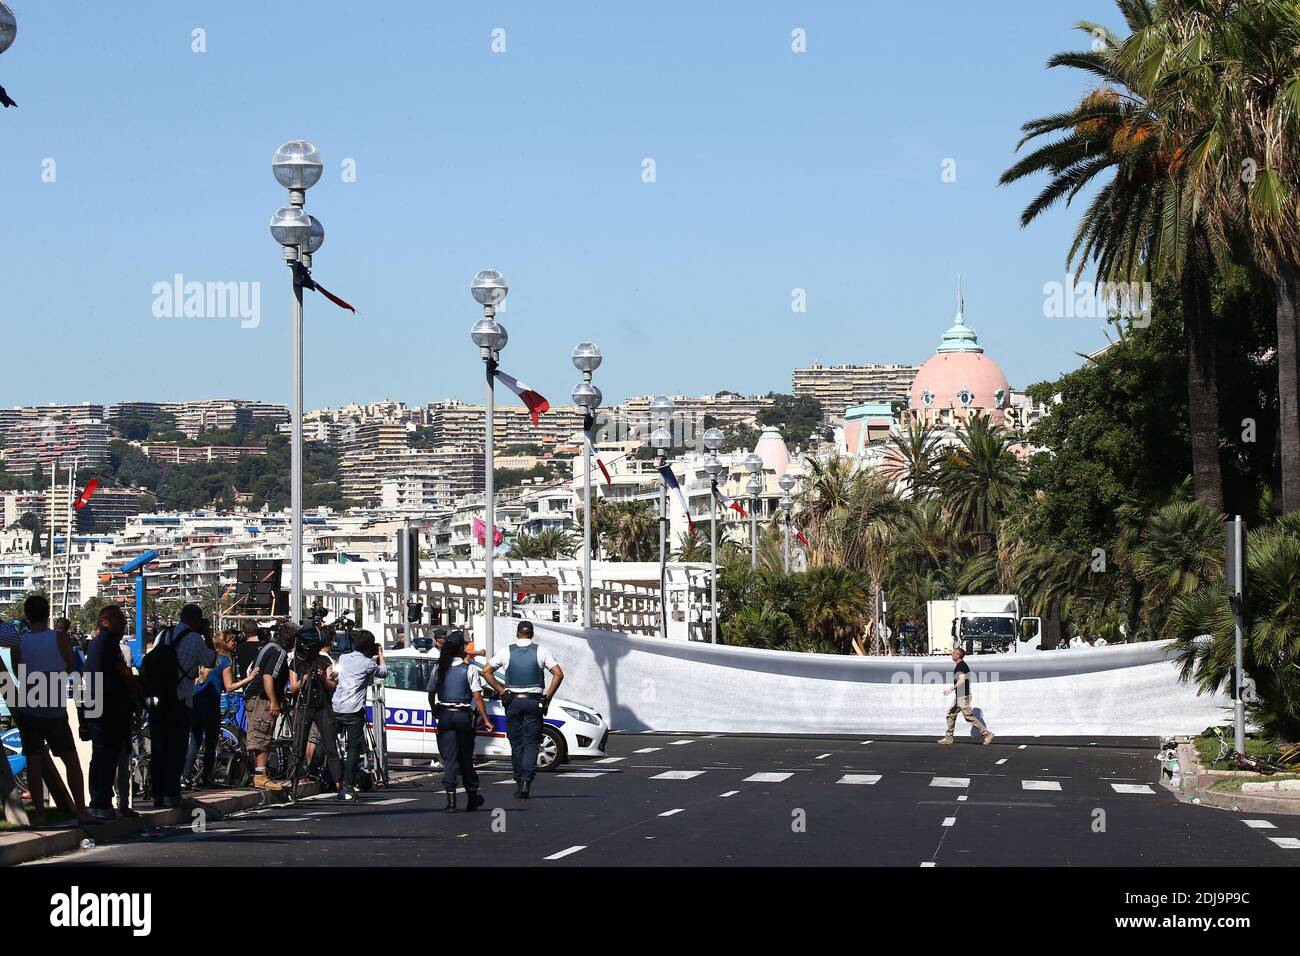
top-left (471, 269), bottom-right (509, 657)
top-left (650, 396), bottom-right (674, 640)
top-left (269, 140), bottom-right (323, 625)
top-left (779, 471), bottom-right (796, 574)
top-left (572, 343), bottom-right (603, 629)
top-left (702, 428), bottom-right (725, 644)
top-left (743, 452), bottom-right (763, 569)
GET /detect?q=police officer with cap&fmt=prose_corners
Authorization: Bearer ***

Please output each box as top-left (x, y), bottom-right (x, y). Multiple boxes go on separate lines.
top-left (427, 630), bottom-right (491, 812)
top-left (482, 620), bottom-right (563, 798)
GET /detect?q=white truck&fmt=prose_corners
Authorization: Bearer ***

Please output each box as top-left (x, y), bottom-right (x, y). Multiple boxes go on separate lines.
top-left (926, 595), bottom-right (1042, 654)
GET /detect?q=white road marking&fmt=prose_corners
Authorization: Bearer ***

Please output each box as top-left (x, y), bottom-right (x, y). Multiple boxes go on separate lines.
top-left (305, 811), bottom-right (340, 817)
top-left (942, 817), bottom-right (957, 827)
top-left (1268, 837), bottom-right (1300, 849)
top-left (743, 772), bottom-right (793, 783)
top-left (659, 808), bottom-right (685, 817)
top-left (269, 817), bottom-right (309, 822)
top-left (1243, 819), bottom-right (1277, 829)
top-left (557, 772), bottom-right (605, 778)
top-left (1022, 780), bottom-right (1063, 791)
top-left (995, 758), bottom-right (1008, 765)
top-left (651, 770), bottom-right (705, 780)
top-left (860, 740), bottom-right (874, 745)
top-left (1110, 784), bottom-right (1155, 794)
top-left (920, 862), bottom-right (936, 867)
top-left (1018, 745), bottom-right (1027, 750)
top-left (596, 757), bottom-right (625, 764)
top-left (719, 790), bottom-right (739, 797)
top-left (369, 798), bottom-right (418, 806)
top-left (669, 739), bottom-right (694, 746)
top-left (957, 795), bottom-right (968, 802)
top-left (633, 747), bottom-right (661, 754)
top-left (543, 845), bottom-right (587, 860)
top-left (836, 774), bottom-right (882, 785)
top-left (930, 776), bottom-right (970, 788)
top-left (815, 753), bottom-right (831, 760)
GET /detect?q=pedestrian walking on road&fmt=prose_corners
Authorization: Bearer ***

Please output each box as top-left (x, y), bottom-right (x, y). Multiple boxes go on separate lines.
top-left (938, 647), bottom-right (994, 745)
top-left (481, 620), bottom-right (564, 799)
top-left (428, 630), bottom-right (490, 812)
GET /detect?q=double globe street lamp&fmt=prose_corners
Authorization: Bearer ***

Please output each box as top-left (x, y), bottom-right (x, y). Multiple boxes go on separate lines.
top-left (471, 270), bottom-right (509, 656)
top-left (268, 140), bottom-right (324, 624)
top-left (572, 343), bottom-right (603, 629)
top-left (743, 452), bottom-right (763, 569)
top-left (778, 471), bottom-right (797, 573)
top-left (650, 396), bottom-right (674, 640)
top-left (0, 3), bottom-right (17, 110)
top-left (702, 427), bottom-right (725, 644)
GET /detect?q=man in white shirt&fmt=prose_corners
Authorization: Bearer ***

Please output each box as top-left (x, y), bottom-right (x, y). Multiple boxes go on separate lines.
top-left (481, 620), bottom-right (563, 799)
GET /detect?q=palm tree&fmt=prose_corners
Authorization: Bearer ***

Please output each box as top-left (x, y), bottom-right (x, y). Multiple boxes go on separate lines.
top-left (794, 455), bottom-right (857, 566)
top-left (723, 600), bottom-right (795, 649)
top-left (799, 566), bottom-right (869, 655)
top-left (604, 501), bottom-right (658, 561)
top-left (935, 414), bottom-right (1024, 552)
top-left (1001, 0), bottom-right (1226, 509)
top-left (1129, 496), bottom-right (1223, 639)
top-left (884, 417), bottom-right (941, 500)
top-left (674, 528), bottom-right (709, 562)
top-left (508, 527), bottom-right (578, 559)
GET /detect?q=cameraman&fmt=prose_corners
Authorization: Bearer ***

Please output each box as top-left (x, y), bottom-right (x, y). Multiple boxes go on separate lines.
top-left (243, 624), bottom-right (290, 791)
top-left (287, 624), bottom-right (340, 788)
top-left (329, 629), bottom-right (385, 802)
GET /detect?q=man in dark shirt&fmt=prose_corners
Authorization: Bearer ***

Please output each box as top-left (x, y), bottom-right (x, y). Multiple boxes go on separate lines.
top-left (938, 647), bottom-right (994, 745)
top-left (85, 604), bottom-right (141, 819)
top-left (242, 624), bottom-right (289, 790)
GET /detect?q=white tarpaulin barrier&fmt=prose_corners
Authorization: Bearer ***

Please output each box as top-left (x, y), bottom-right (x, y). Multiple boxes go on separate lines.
top-left (499, 618), bottom-right (1228, 739)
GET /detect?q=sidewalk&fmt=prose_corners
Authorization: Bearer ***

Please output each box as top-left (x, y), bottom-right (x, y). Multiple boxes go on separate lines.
top-left (1168, 740), bottom-right (1300, 816)
top-left (0, 782), bottom-right (323, 867)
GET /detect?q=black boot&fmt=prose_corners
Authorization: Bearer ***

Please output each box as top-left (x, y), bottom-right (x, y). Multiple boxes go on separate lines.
top-left (519, 779), bottom-right (531, 800)
top-left (466, 790), bottom-right (484, 812)
top-left (444, 787), bottom-right (458, 813)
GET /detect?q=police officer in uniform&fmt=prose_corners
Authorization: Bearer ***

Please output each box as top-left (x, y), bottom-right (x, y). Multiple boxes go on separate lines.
top-left (427, 630), bottom-right (491, 812)
top-left (482, 620), bottom-right (563, 799)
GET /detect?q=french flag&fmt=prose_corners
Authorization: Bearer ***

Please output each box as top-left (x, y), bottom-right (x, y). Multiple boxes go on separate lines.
top-left (713, 488), bottom-right (748, 518)
top-left (787, 515), bottom-right (809, 548)
top-left (74, 479), bottom-right (99, 510)
top-left (658, 465), bottom-right (694, 534)
top-left (585, 433), bottom-right (612, 486)
top-left (494, 369), bottom-right (550, 426)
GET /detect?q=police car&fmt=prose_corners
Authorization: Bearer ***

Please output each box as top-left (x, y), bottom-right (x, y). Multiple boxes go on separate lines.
top-left (375, 645), bottom-right (609, 771)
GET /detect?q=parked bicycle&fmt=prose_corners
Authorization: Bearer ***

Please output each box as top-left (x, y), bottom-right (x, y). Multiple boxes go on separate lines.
top-left (1209, 725), bottom-right (1297, 775)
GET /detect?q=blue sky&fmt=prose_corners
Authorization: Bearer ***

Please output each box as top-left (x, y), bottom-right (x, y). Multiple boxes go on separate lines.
top-left (0, 0), bottom-right (1122, 410)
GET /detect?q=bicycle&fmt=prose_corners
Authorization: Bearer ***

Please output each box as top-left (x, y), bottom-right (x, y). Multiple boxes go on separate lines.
top-left (1209, 725), bottom-right (1291, 775)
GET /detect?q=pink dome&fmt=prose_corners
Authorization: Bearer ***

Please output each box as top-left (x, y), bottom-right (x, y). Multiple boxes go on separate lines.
top-left (908, 304), bottom-right (1010, 425)
top-left (755, 426), bottom-right (790, 475)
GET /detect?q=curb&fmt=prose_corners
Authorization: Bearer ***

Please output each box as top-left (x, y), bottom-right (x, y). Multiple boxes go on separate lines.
top-left (0, 783), bottom-right (323, 867)
top-left (1169, 739), bottom-right (1300, 816)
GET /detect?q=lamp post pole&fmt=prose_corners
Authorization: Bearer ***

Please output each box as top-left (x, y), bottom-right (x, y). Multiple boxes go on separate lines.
top-left (269, 140), bottom-right (324, 625)
top-left (779, 472), bottom-right (796, 575)
top-left (702, 428), bottom-right (724, 644)
top-left (471, 270), bottom-right (509, 658)
top-left (650, 396), bottom-right (674, 640)
top-left (743, 452), bottom-right (763, 570)
top-left (572, 344), bottom-right (603, 630)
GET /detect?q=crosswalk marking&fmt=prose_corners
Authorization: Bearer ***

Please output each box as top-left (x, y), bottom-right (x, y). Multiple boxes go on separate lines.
top-left (995, 758), bottom-right (1008, 765)
top-left (815, 753), bottom-right (831, 760)
top-left (957, 795), bottom-right (968, 801)
top-left (920, 862), bottom-right (936, 867)
top-left (743, 772), bottom-right (793, 783)
top-left (543, 845), bottom-right (587, 860)
top-left (596, 757), bottom-right (625, 764)
top-left (659, 808), bottom-right (685, 817)
top-left (930, 776), bottom-right (970, 788)
top-left (836, 774), bottom-right (881, 785)
top-left (1110, 783), bottom-right (1155, 794)
top-left (1018, 745), bottom-right (1028, 750)
top-left (369, 798), bottom-right (418, 806)
top-left (557, 772), bottom-right (605, 778)
top-left (1243, 819), bottom-right (1277, 829)
top-left (651, 770), bottom-right (705, 780)
top-left (670, 740), bottom-right (695, 746)
top-left (1022, 780), bottom-right (1062, 791)
top-left (1268, 837), bottom-right (1300, 849)
top-left (634, 747), bottom-right (661, 754)
top-left (942, 817), bottom-right (956, 827)
top-left (719, 790), bottom-right (739, 797)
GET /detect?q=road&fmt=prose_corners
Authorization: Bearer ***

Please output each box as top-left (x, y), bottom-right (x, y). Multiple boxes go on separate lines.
top-left (29, 733), bottom-right (1300, 867)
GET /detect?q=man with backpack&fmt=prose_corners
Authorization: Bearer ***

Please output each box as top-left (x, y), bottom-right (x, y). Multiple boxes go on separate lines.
top-left (240, 623), bottom-right (289, 790)
top-left (141, 604), bottom-right (215, 808)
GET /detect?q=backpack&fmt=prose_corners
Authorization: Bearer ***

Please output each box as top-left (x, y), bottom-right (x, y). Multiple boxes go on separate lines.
top-left (140, 625), bottom-right (190, 710)
top-left (243, 642), bottom-right (283, 699)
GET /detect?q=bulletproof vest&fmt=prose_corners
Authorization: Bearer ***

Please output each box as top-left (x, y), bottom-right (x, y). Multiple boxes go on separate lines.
top-left (506, 643), bottom-right (544, 689)
top-left (437, 664), bottom-right (473, 705)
